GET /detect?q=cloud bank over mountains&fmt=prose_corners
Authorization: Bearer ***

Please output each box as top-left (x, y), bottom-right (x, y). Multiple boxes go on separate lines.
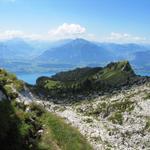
top-left (0, 23), bottom-right (149, 43)
top-left (105, 32), bottom-right (148, 43)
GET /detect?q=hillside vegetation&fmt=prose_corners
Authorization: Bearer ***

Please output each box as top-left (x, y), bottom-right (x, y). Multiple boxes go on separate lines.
top-left (0, 69), bottom-right (92, 150)
top-left (35, 61), bottom-right (139, 101)
top-left (0, 61), bottom-right (150, 150)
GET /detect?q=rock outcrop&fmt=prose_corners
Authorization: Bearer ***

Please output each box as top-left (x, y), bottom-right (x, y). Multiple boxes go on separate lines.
top-left (0, 90), bottom-right (6, 101)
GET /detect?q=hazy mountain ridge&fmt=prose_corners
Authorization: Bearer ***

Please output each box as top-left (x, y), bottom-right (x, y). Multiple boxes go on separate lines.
top-left (0, 38), bottom-right (150, 75)
top-left (37, 38), bottom-right (113, 64)
top-left (131, 50), bottom-right (150, 66)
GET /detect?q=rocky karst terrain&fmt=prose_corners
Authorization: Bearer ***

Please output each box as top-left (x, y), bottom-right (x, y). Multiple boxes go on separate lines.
top-left (25, 82), bottom-right (150, 150)
top-left (20, 61), bottom-right (150, 150)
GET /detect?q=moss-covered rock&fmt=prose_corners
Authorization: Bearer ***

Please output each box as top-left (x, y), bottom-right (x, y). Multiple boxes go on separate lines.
top-left (0, 69), bottom-right (24, 99)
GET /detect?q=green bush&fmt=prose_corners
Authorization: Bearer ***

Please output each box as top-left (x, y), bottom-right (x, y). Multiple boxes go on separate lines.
top-left (30, 102), bottom-right (46, 117)
top-left (19, 123), bottom-right (32, 138)
top-left (108, 112), bottom-right (123, 125)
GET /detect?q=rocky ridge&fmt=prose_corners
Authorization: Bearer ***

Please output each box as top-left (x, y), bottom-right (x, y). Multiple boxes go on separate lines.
top-left (19, 82), bottom-right (150, 150)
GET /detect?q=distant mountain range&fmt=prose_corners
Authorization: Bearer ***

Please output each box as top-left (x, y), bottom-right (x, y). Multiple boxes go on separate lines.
top-left (0, 38), bottom-right (36, 60)
top-left (131, 50), bottom-right (150, 69)
top-left (0, 38), bottom-right (150, 74)
top-left (0, 38), bottom-right (72, 60)
top-left (97, 43), bottom-right (149, 60)
top-left (37, 38), bottom-right (113, 64)
top-left (36, 38), bottom-right (150, 70)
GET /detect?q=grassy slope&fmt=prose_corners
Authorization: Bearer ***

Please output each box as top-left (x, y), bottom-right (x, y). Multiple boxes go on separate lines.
top-left (39, 112), bottom-right (92, 150)
top-left (0, 100), bottom-right (92, 150)
top-left (94, 61), bottom-right (134, 85)
top-left (0, 69), bottom-right (92, 150)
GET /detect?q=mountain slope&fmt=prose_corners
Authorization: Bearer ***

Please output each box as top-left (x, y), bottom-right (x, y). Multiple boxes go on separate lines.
top-left (37, 38), bottom-right (113, 64)
top-left (0, 42), bottom-right (15, 60)
top-left (0, 66), bottom-right (150, 150)
top-left (35, 61), bottom-right (149, 102)
top-left (132, 51), bottom-right (150, 67)
top-left (52, 82), bottom-right (150, 150)
top-left (51, 67), bottom-right (102, 82)
top-left (96, 43), bottom-right (150, 60)
top-left (0, 69), bottom-right (92, 150)
top-left (32, 63), bottom-right (150, 149)
top-left (0, 38), bottom-right (37, 60)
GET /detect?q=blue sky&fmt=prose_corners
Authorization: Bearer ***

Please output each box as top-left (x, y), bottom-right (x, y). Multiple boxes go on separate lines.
top-left (0, 0), bottom-right (150, 43)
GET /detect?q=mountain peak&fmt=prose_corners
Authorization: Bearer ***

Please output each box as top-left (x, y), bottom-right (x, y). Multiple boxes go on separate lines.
top-left (37, 37), bottom-right (112, 63)
top-left (70, 38), bottom-right (91, 45)
top-left (105, 61), bottom-right (135, 75)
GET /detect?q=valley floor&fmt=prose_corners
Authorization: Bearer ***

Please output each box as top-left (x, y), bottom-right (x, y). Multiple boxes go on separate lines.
top-left (18, 82), bottom-right (150, 150)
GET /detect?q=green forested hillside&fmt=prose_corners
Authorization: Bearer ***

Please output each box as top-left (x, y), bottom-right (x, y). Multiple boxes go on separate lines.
top-left (51, 67), bottom-right (102, 82)
top-left (35, 61), bottom-right (137, 99)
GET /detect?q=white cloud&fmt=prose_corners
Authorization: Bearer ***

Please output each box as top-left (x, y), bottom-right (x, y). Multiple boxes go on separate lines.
top-left (48, 23), bottom-right (86, 39)
top-left (105, 32), bottom-right (147, 43)
top-left (0, 30), bottom-right (24, 40)
top-left (0, 23), bottom-right (92, 41)
top-left (0, 30), bottom-right (43, 40)
top-left (1, 27), bottom-right (148, 44)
